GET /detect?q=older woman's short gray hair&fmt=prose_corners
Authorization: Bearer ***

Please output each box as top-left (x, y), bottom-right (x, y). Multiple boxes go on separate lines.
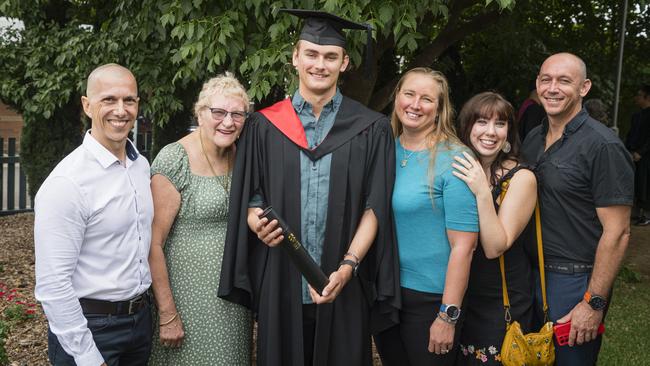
top-left (193, 72), bottom-right (250, 119)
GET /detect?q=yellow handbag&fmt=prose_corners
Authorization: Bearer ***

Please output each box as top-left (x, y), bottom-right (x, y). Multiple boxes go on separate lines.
top-left (498, 182), bottom-right (555, 366)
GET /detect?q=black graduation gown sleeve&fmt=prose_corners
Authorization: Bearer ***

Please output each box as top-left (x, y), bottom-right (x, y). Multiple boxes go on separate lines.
top-left (218, 96), bottom-right (400, 366)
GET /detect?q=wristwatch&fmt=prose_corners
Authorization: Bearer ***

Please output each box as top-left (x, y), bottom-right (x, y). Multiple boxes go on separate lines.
top-left (584, 291), bottom-right (607, 311)
top-left (439, 303), bottom-right (461, 321)
top-left (339, 259), bottom-right (359, 276)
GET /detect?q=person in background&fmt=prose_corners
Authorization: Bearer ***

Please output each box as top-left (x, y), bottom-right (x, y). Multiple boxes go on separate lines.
top-left (35, 63), bottom-right (153, 366)
top-left (148, 73), bottom-right (252, 364)
top-left (625, 84), bottom-right (650, 226)
top-left (374, 67), bottom-right (478, 366)
top-left (517, 87), bottom-right (546, 141)
top-left (583, 98), bottom-right (611, 127)
top-left (452, 92), bottom-right (537, 364)
top-left (522, 52), bottom-right (633, 365)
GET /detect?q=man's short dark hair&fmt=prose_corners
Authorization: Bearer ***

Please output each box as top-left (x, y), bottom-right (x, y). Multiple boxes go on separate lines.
top-left (640, 84), bottom-right (650, 97)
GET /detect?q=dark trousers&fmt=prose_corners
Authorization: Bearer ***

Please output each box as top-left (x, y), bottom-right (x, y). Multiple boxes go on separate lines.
top-left (374, 287), bottom-right (459, 366)
top-left (302, 304), bottom-right (317, 366)
top-left (533, 269), bottom-right (603, 366)
top-left (48, 304), bottom-right (153, 366)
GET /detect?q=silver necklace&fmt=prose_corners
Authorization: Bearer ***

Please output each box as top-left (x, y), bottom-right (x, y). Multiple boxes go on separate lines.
top-left (199, 129), bottom-right (231, 201)
top-left (400, 138), bottom-right (427, 168)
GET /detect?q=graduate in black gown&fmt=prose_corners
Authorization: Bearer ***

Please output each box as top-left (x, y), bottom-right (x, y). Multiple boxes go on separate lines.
top-left (218, 9), bottom-right (400, 366)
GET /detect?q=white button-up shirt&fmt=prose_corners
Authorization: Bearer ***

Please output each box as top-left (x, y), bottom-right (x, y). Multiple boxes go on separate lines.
top-left (34, 131), bottom-right (153, 366)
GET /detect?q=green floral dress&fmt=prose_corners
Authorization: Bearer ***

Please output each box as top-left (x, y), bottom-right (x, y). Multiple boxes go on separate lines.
top-left (148, 142), bottom-right (252, 365)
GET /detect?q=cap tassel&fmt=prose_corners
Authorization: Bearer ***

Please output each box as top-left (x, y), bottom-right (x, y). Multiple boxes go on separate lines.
top-left (364, 24), bottom-right (374, 79)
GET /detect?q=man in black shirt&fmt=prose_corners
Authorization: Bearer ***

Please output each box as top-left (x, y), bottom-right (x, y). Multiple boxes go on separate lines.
top-left (522, 53), bottom-right (634, 365)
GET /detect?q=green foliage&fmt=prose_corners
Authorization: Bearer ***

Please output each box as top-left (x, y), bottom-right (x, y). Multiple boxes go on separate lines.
top-left (454, 0), bottom-right (650, 132)
top-left (1, 0), bottom-right (516, 177)
top-left (3, 304), bottom-right (34, 322)
top-left (20, 100), bottom-right (83, 198)
top-left (0, 319), bottom-right (8, 366)
top-left (618, 264), bottom-right (642, 284)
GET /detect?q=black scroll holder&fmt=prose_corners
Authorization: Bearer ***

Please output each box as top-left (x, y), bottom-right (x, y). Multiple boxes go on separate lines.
top-left (260, 206), bottom-right (330, 295)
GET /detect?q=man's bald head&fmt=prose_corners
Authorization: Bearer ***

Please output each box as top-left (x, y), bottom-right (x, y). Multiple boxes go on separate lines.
top-left (536, 52), bottom-right (591, 125)
top-left (85, 63), bottom-right (137, 98)
top-left (540, 53), bottom-right (587, 82)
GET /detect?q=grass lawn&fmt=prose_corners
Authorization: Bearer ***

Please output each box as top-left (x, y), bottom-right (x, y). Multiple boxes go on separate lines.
top-left (599, 271), bottom-right (650, 365)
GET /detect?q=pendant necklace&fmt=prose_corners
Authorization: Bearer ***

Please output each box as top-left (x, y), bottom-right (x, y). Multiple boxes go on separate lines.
top-left (199, 129), bottom-right (231, 200)
top-left (400, 138), bottom-right (427, 168)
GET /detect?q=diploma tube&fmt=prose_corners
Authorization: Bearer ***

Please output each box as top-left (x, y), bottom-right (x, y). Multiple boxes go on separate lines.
top-left (260, 206), bottom-right (330, 295)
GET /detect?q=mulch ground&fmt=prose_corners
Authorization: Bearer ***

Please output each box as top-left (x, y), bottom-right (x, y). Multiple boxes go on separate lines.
top-left (1, 213), bottom-right (47, 365)
top-left (1, 212), bottom-right (648, 365)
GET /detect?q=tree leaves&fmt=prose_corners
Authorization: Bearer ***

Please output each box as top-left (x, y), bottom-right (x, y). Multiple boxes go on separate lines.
top-left (1, 0), bottom-right (519, 128)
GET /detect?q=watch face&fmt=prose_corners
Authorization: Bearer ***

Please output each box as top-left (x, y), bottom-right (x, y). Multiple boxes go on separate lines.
top-left (446, 305), bottom-right (460, 320)
top-left (589, 296), bottom-right (607, 310)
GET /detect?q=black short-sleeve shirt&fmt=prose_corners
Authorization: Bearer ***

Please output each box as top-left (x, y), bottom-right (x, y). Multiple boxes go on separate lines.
top-left (522, 109), bottom-right (634, 264)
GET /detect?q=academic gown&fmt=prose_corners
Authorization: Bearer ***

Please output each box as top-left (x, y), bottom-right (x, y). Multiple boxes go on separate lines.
top-left (218, 96), bottom-right (400, 366)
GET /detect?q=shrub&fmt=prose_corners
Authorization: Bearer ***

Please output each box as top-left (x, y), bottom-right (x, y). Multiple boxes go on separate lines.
top-left (0, 319), bottom-right (8, 366)
top-left (21, 100), bottom-right (84, 199)
top-left (618, 265), bottom-right (642, 284)
top-left (3, 304), bottom-right (35, 323)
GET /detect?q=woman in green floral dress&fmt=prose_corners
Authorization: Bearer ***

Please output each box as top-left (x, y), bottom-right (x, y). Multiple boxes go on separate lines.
top-left (148, 73), bottom-right (252, 365)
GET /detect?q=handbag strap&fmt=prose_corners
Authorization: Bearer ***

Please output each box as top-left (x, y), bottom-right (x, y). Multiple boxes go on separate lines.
top-left (497, 175), bottom-right (549, 323)
top-left (534, 201), bottom-right (550, 321)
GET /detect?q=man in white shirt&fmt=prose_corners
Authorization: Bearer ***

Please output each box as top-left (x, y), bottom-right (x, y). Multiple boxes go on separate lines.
top-left (34, 63), bottom-right (154, 366)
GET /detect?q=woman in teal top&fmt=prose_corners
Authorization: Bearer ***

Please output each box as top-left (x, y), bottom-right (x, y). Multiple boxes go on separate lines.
top-left (374, 67), bottom-right (479, 366)
top-left (148, 73), bottom-right (252, 365)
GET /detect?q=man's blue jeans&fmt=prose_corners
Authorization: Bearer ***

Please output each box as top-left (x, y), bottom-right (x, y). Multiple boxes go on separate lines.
top-left (534, 269), bottom-right (603, 366)
top-left (47, 304), bottom-right (153, 365)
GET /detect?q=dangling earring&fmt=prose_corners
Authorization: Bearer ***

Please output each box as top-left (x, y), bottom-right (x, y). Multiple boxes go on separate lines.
top-left (502, 141), bottom-right (511, 153)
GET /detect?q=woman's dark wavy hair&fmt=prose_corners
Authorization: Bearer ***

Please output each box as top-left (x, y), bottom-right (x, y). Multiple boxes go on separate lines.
top-left (457, 91), bottom-right (521, 187)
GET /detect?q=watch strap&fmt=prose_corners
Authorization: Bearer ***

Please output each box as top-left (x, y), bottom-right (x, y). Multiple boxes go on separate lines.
top-left (439, 303), bottom-right (460, 320)
top-left (584, 291), bottom-right (607, 310)
top-left (339, 259), bottom-right (358, 275)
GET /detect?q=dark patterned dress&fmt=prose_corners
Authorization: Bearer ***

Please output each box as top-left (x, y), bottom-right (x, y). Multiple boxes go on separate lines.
top-left (457, 166), bottom-right (535, 365)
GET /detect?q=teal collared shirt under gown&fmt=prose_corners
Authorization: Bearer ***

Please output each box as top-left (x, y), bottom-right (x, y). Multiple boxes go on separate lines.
top-left (292, 89), bottom-right (342, 304)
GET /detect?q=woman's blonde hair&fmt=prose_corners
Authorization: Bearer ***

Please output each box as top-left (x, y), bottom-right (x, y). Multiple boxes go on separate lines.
top-left (193, 72), bottom-right (250, 178)
top-left (391, 67), bottom-right (462, 198)
top-left (193, 72), bottom-right (250, 119)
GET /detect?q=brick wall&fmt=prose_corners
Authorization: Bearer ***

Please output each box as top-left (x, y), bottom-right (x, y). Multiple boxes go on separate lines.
top-left (0, 103), bottom-right (23, 154)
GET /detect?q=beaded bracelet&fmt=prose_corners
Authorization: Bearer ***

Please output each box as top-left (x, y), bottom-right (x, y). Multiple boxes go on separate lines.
top-left (437, 312), bottom-right (457, 325)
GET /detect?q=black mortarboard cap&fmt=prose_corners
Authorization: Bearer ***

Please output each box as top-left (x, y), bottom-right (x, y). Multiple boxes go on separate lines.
top-left (280, 9), bottom-right (374, 75)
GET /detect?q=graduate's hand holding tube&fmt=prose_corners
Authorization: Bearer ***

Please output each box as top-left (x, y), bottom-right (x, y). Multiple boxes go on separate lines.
top-left (248, 207), bottom-right (284, 247)
top-left (308, 264), bottom-right (354, 304)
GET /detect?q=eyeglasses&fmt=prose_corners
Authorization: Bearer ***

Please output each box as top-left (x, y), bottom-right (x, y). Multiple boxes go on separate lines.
top-left (208, 107), bottom-right (248, 123)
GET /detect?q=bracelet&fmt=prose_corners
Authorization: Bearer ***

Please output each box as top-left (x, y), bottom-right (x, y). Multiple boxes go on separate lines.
top-left (344, 252), bottom-right (360, 264)
top-left (437, 311), bottom-right (457, 325)
top-left (159, 312), bottom-right (178, 326)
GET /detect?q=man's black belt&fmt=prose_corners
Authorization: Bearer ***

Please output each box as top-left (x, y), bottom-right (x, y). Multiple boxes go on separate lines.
top-left (544, 262), bottom-right (593, 274)
top-left (79, 292), bottom-right (149, 315)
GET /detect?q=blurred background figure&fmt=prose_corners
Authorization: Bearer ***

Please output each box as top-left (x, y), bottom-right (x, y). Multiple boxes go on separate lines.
top-left (625, 84), bottom-right (650, 226)
top-left (517, 86), bottom-right (546, 141)
top-left (584, 98), bottom-right (611, 127)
